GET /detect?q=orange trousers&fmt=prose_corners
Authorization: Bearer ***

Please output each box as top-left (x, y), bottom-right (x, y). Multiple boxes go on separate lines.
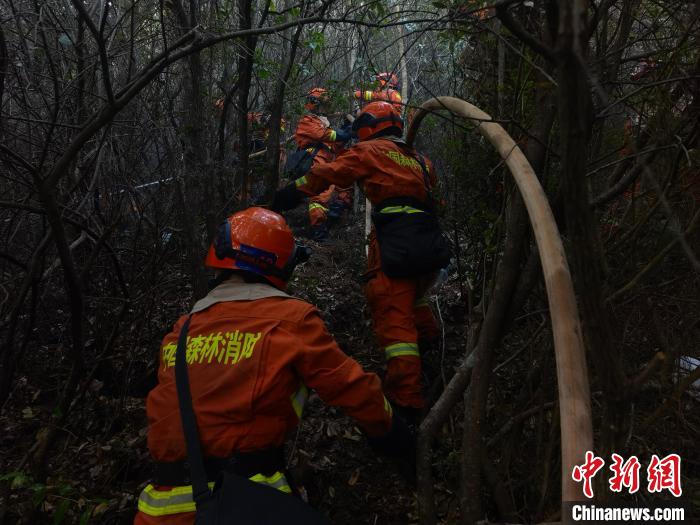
top-left (308, 187), bottom-right (334, 226)
top-left (364, 234), bottom-right (439, 409)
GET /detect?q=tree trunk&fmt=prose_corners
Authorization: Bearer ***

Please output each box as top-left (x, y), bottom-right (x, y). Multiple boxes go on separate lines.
top-left (555, 0), bottom-right (627, 472)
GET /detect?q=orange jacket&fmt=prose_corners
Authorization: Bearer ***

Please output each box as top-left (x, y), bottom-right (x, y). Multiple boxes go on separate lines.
top-left (295, 137), bottom-right (435, 206)
top-left (354, 88), bottom-right (403, 113)
top-left (146, 276), bottom-right (392, 463)
top-left (294, 113), bottom-right (339, 165)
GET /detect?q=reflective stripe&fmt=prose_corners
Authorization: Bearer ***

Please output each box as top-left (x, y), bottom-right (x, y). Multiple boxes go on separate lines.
top-left (290, 383), bottom-right (309, 418)
top-left (295, 176), bottom-right (307, 187)
top-left (414, 297), bottom-right (429, 308)
top-left (328, 129), bottom-right (337, 141)
top-left (137, 470), bottom-right (291, 516)
top-left (309, 202), bottom-right (328, 212)
top-left (137, 482), bottom-right (214, 516)
top-left (383, 396), bottom-right (393, 416)
top-left (249, 471), bottom-right (292, 493)
top-left (384, 342), bottom-right (420, 359)
top-left (379, 205), bottom-right (425, 214)
top-left (364, 90), bottom-right (373, 101)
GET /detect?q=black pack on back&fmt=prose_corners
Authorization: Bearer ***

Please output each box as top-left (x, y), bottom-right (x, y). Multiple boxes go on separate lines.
top-left (283, 144), bottom-right (324, 180)
top-left (372, 147), bottom-right (452, 278)
top-left (373, 206), bottom-right (451, 278)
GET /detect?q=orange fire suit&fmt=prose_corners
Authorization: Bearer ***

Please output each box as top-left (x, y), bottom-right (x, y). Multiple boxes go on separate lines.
top-left (308, 185), bottom-right (354, 226)
top-left (294, 113), bottom-right (339, 166)
top-left (135, 276), bottom-right (392, 524)
top-left (294, 113), bottom-right (352, 228)
top-left (294, 138), bottom-right (440, 408)
top-left (354, 88), bottom-right (403, 113)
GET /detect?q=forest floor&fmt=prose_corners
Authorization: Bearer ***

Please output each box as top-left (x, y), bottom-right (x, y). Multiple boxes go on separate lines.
top-left (4, 206), bottom-right (698, 524)
top-left (0, 206), bottom-right (467, 524)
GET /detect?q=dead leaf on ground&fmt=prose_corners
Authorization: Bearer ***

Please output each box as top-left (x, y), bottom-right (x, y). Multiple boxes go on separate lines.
top-left (348, 468), bottom-right (360, 486)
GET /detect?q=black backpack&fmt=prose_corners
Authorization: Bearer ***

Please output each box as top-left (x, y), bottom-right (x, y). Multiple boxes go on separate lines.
top-left (283, 144), bottom-right (325, 180)
top-left (372, 151), bottom-right (452, 278)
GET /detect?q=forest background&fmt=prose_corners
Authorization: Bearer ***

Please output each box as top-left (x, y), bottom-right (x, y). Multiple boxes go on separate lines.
top-left (0, 0), bottom-right (698, 523)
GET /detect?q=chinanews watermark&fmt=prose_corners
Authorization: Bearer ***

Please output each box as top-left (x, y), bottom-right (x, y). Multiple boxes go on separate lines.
top-left (565, 451), bottom-right (691, 523)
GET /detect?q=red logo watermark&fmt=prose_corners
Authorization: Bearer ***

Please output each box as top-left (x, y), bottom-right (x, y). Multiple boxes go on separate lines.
top-left (572, 452), bottom-right (682, 498)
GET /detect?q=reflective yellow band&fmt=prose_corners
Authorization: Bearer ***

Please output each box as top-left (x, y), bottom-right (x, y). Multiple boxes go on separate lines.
top-left (383, 395), bottom-right (393, 416)
top-left (249, 471), bottom-right (292, 493)
top-left (295, 176), bottom-right (307, 187)
top-left (379, 205), bottom-right (425, 214)
top-left (137, 482), bottom-right (214, 516)
top-left (328, 129), bottom-right (337, 141)
top-left (137, 470), bottom-right (292, 517)
top-left (414, 297), bottom-right (429, 307)
top-left (309, 202), bottom-right (328, 212)
top-left (364, 90), bottom-right (373, 101)
top-left (291, 383), bottom-right (309, 418)
top-left (385, 342), bottom-right (420, 359)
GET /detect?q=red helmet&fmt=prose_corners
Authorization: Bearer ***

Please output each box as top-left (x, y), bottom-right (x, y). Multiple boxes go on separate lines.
top-left (351, 101), bottom-right (403, 141)
top-left (376, 72), bottom-right (399, 89)
top-left (204, 207), bottom-right (308, 289)
top-left (305, 87), bottom-right (330, 110)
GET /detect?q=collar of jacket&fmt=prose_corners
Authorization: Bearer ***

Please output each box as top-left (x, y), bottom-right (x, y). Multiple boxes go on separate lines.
top-left (191, 274), bottom-right (291, 313)
top-left (309, 112), bottom-right (330, 127)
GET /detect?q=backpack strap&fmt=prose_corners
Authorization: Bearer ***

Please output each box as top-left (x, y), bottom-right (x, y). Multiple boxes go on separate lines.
top-left (174, 315), bottom-right (211, 505)
top-left (414, 153), bottom-right (431, 192)
top-left (395, 141), bottom-right (431, 192)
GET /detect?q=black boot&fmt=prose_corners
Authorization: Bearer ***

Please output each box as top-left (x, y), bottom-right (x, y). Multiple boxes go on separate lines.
top-left (311, 223), bottom-right (328, 241)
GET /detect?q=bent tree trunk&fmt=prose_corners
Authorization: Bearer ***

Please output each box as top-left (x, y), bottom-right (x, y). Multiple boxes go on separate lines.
top-left (407, 96), bottom-right (593, 523)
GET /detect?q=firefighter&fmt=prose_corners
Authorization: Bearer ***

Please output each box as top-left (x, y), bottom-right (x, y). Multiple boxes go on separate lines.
top-left (272, 102), bottom-right (446, 420)
top-left (135, 207), bottom-right (412, 524)
top-left (353, 72), bottom-right (403, 114)
top-left (292, 87), bottom-right (353, 240)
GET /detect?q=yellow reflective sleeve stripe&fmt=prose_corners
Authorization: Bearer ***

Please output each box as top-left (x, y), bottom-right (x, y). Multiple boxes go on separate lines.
top-left (309, 202), bottom-right (329, 212)
top-left (290, 383), bottom-right (309, 418)
top-left (385, 342), bottom-right (420, 359)
top-left (414, 297), bottom-right (429, 307)
top-left (328, 129), bottom-right (337, 141)
top-left (138, 471), bottom-right (292, 516)
top-left (364, 90), bottom-right (373, 101)
top-left (295, 176), bottom-right (307, 187)
top-left (137, 482), bottom-right (215, 516)
top-left (379, 205), bottom-right (425, 214)
top-left (250, 471), bottom-right (292, 493)
top-left (383, 395), bottom-right (393, 416)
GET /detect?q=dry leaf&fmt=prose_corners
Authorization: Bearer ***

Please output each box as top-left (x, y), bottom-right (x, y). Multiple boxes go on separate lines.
top-left (348, 468), bottom-right (360, 486)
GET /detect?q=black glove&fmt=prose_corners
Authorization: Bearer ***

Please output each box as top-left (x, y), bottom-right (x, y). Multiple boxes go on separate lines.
top-left (271, 183), bottom-right (304, 212)
top-left (366, 410), bottom-right (416, 459)
top-left (335, 127), bottom-right (352, 144)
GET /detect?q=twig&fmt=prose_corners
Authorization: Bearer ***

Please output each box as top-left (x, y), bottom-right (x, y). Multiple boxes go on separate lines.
top-left (608, 208), bottom-right (700, 302)
top-left (640, 367), bottom-right (700, 431)
top-left (641, 165), bottom-right (700, 272)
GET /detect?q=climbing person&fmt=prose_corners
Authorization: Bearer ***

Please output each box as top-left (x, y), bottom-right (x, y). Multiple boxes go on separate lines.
top-left (271, 101), bottom-right (451, 422)
top-left (135, 207), bottom-right (413, 524)
top-left (286, 87), bottom-right (353, 241)
top-left (353, 72), bottom-right (403, 114)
